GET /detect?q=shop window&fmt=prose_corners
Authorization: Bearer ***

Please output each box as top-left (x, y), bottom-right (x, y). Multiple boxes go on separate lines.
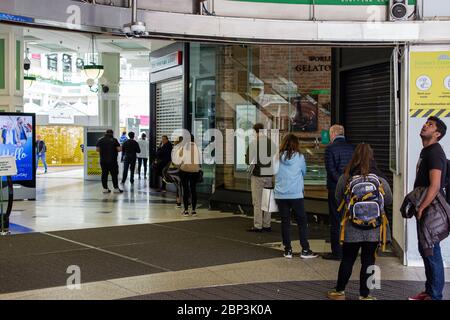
top-left (36, 126), bottom-right (84, 166)
top-left (213, 45), bottom-right (331, 198)
top-left (47, 54), bottom-right (58, 72)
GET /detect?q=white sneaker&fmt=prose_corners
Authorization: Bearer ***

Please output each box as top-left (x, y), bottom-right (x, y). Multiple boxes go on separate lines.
top-left (113, 188), bottom-right (124, 194)
top-left (103, 189), bottom-right (111, 194)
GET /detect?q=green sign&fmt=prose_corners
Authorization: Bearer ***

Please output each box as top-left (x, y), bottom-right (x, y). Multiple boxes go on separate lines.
top-left (233, 0), bottom-right (416, 5)
top-left (311, 89), bottom-right (330, 95)
top-left (16, 41), bottom-right (21, 91)
top-left (0, 39), bottom-right (5, 90)
top-left (321, 129), bottom-right (330, 144)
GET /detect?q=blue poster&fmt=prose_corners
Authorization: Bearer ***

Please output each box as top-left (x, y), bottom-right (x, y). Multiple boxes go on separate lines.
top-left (0, 115), bottom-right (34, 181)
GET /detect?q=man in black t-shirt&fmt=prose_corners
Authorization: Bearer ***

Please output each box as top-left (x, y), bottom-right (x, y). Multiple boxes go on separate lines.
top-left (409, 116), bottom-right (447, 301)
top-left (96, 129), bottom-right (123, 194)
top-left (121, 131), bottom-right (141, 185)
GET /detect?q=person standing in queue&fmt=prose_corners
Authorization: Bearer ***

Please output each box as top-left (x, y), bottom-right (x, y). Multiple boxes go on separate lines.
top-left (121, 132), bottom-right (141, 185)
top-left (323, 124), bottom-right (354, 260)
top-left (96, 129), bottom-right (123, 194)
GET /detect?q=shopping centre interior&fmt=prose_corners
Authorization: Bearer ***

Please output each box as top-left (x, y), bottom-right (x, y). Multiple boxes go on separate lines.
top-left (1, 9), bottom-right (450, 300)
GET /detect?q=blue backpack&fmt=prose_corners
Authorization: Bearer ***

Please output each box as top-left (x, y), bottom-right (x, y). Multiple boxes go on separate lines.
top-left (338, 174), bottom-right (389, 250)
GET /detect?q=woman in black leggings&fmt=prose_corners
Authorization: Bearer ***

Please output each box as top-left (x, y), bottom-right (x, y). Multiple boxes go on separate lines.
top-left (327, 143), bottom-right (392, 301)
top-left (177, 134), bottom-right (201, 216)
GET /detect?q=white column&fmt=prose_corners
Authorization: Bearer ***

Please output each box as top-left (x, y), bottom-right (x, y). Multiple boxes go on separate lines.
top-left (0, 25), bottom-right (24, 112)
top-left (98, 52), bottom-right (120, 136)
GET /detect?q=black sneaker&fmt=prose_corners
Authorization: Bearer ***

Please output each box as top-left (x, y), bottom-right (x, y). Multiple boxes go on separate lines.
top-left (283, 248), bottom-right (293, 259)
top-left (300, 249), bottom-right (319, 259)
top-left (322, 253), bottom-right (342, 261)
top-left (183, 211), bottom-right (189, 217)
top-left (191, 211), bottom-right (197, 216)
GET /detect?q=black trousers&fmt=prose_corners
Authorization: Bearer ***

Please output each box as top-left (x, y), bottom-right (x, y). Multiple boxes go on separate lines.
top-left (180, 171), bottom-right (199, 211)
top-left (275, 198), bottom-right (310, 252)
top-left (137, 158), bottom-right (148, 177)
top-left (336, 242), bottom-right (378, 297)
top-left (101, 162), bottom-right (119, 190)
top-left (328, 189), bottom-right (342, 257)
top-left (122, 157), bottom-right (136, 183)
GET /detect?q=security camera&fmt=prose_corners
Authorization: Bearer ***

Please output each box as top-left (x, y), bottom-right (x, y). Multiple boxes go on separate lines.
top-left (122, 22), bottom-right (147, 38)
top-left (24, 57), bottom-right (31, 71)
top-left (101, 85), bottom-right (110, 94)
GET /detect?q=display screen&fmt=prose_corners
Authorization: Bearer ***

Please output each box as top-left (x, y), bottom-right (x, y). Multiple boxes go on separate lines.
top-left (87, 132), bottom-right (105, 147)
top-left (0, 114), bottom-right (34, 181)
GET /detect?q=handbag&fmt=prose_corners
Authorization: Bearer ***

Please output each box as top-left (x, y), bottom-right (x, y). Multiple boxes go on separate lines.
top-left (261, 187), bottom-right (279, 213)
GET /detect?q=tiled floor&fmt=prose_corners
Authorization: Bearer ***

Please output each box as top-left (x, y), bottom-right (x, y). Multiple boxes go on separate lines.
top-left (1, 168), bottom-right (448, 300)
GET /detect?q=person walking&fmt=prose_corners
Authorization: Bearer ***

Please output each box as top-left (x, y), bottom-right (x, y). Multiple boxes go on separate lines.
top-left (176, 134), bottom-right (201, 216)
top-left (245, 123), bottom-right (276, 232)
top-left (408, 116), bottom-right (447, 301)
top-left (154, 135), bottom-right (173, 192)
top-left (323, 124), bottom-right (354, 260)
top-left (35, 135), bottom-right (48, 174)
top-left (274, 133), bottom-right (319, 259)
top-left (96, 129), bottom-right (123, 194)
top-left (119, 131), bottom-right (128, 162)
top-left (121, 132), bottom-right (141, 185)
top-left (137, 133), bottom-right (149, 179)
top-left (327, 143), bottom-right (392, 301)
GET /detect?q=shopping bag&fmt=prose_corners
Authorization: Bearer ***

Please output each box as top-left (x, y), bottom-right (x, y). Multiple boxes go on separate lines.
top-left (261, 187), bottom-right (279, 213)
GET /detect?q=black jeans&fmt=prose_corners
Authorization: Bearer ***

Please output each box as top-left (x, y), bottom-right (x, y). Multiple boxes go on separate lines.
top-left (180, 171), bottom-right (199, 211)
top-left (336, 242), bottom-right (378, 297)
top-left (137, 158), bottom-right (148, 177)
top-left (100, 162), bottom-right (119, 190)
top-left (328, 189), bottom-right (342, 257)
top-left (275, 198), bottom-right (310, 252)
top-left (122, 157), bottom-right (136, 183)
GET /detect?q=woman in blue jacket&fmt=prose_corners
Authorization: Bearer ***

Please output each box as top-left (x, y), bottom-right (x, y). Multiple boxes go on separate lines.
top-left (274, 133), bottom-right (318, 259)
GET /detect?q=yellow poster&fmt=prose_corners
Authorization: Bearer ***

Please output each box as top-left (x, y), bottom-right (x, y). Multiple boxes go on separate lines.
top-left (410, 51), bottom-right (450, 118)
top-left (87, 150), bottom-right (102, 175)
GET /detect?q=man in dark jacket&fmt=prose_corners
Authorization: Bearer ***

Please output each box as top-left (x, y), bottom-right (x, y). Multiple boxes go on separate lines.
top-left (154, 135), bottom-right (173, 192)
top-left (409, 116), bottom-right (447, 301)
top-left (121, 132), bottom-right (141, 185)
top-left (96, 129), bottom-right (123, 194)
top-left (323, 124), bottom-right (354, 260)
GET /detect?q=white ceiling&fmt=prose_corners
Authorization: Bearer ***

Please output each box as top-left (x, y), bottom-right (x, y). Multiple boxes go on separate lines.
top-left (22, 27), bottom-right (173, 58)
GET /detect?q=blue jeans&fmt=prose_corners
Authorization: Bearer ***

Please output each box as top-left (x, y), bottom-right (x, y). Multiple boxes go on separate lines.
top-left (36, 153), bottom-right (48, 172)
top-left (420, 242), bottom-right (445, 300)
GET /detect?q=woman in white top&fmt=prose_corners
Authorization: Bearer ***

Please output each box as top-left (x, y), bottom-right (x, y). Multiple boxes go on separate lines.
top-left (176, 134), bottom-right (201, 216)
top-left (137, 133), bottom-right (149, 179)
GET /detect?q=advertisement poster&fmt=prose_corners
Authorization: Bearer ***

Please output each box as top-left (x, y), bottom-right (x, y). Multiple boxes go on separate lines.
top-left (409, 51), bottom-right (450, 118)
top-left (0, 115), bottom-right (34, 181)
top-left (290, 95), bottom-right (319, 132)
top-left (87, 150), bottom-right (102, 176)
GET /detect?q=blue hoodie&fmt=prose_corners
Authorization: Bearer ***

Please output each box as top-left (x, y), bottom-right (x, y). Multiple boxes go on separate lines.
top-left (274, 152), bottom-right (306, 199)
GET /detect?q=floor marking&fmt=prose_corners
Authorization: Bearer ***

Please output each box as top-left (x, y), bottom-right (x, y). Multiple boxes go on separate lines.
top-left (42, 232), bottom-right (172, 272)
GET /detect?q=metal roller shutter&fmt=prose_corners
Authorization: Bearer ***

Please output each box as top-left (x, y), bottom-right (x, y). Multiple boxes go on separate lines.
top-left (155, 78), bottom-right (184, 145)
top-left (343, 62), bottom-right (393, 186)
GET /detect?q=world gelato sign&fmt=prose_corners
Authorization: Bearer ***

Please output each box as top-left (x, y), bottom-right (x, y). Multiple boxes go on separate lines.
top-left (233, 0), bottom-right (416, 5)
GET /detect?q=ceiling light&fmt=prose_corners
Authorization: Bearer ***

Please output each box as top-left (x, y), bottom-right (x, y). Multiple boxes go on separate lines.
top-left (83, 35), bottom-right (105, 80)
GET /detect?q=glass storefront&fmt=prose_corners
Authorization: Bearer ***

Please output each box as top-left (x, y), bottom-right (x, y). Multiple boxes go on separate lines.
top-left (36, 125), bottom-right (84, 166)
top-left (190, 44), bottom-right (332, 199)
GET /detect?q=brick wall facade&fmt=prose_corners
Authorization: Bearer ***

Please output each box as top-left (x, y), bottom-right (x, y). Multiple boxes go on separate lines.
top-left (215, 45), bottom-right (331, 191)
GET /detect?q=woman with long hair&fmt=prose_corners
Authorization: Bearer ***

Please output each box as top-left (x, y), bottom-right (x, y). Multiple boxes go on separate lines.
top-left (327, 143), bottom-right (392, 300)
top-left (274, 133), bottom-right (318, 259)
